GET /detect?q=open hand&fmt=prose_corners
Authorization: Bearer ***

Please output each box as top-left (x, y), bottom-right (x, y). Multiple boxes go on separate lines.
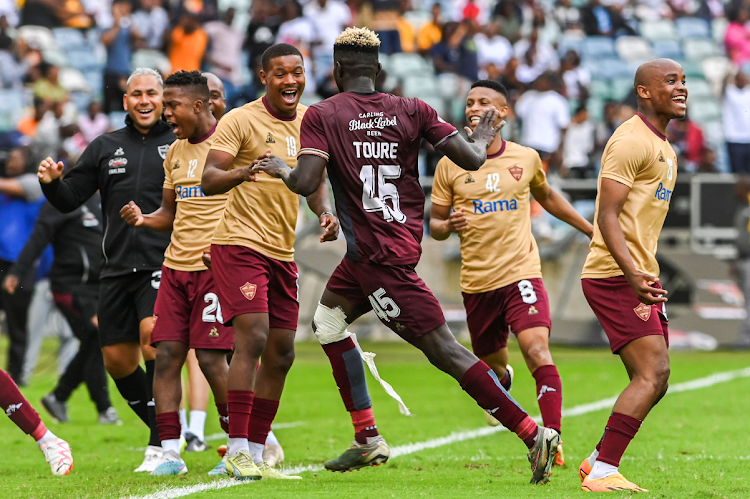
top-left (319, 213), bottom-right (340, 242)
top-left (38, 157), bottom-right (64, 184)
top-left (251, 154), bottom-right (291, 179)
top-left (465, 107), bottom-right (505, 147)
top-left (120, 201), bottom-right (144, 226)
top-left (626, 272), bottom-right (668, 305)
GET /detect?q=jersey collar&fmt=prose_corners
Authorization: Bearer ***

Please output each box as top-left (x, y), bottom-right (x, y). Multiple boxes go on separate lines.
top-left (262, 96), bottom-right (297, 122)
top-left (189, 120), bottom-right (218, 144)
top-left (487, 140), bottom-right (506, 160)
top-left (637, 113), bottom-right (666, 141)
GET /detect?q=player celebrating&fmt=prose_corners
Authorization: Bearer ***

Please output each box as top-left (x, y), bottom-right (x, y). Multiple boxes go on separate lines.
top-left (430, 80), bottom-right (594, 466)
top-left (38, 68), bottom-right (176, 472)
top-left (0, 369), bottom-right (73, 475)
top-left (201, 43), bottom-right (339, 481)
top-left (120, 71), bottom-right (233, 476)
top-left (578, 59), bottom-right (686, 492)
top-left (252, 28), bottom-right (560, 485)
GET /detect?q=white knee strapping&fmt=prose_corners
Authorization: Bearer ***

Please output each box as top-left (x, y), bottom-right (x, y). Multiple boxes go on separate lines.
top-left (312, 302), bottom-right (411, 416)
top-left (313, 303), bottom-right (352, 345)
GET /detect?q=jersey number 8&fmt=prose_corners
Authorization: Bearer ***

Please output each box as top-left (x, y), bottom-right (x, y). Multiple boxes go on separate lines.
top-left (517, 280), bottom-right (537, 304)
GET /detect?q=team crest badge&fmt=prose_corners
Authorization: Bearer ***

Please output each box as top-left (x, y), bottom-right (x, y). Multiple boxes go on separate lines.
top-left (509, 165), bottom-right (523, 181)
top-left (634, 303), bottom-right (651, 321)
top-left (528, 305), bottom-right (539, 315)
top-left (465, 173), bottom-right (475, 183)
top-left (209, 327), bottom-right (219, 338)
top-left (266, 132), bottom-right (275, 144)
top-left (240, 282), bottom-right (257, 301)
top-left (158, 144), bottom-right (170, 160)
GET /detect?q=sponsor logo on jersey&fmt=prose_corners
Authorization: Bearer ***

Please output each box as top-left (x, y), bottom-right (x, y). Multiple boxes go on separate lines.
top-left (266, 132), bottom-right (275, 143)
top-left (528, 305), bottom-right (538, 315)
top-left (5, 403), bottom-right (22, 416)
top-left (114, 147), bottom-right (124, 156)
top-left (108, 157), bottom-right (128, 168)
top-left (158, 144), bottom-right (170, 160)
top-left (349, 115), bottom-right (398, 132)
top-left (240, 282), bottom-right (257, 301)
top-left (465, 173), bottom-right (475, 183)
top-left (654, 182), bottom-right (673, 202)
top-left (209, 327), bottom-right (219, 337)
top-left (175, 185), bottom-right (207, 199)
top-left (108, 168), bottom-right (126, 175)
top-left (634, 303), bottom-right (651, 321)
top-left (472, 199), bottom-right (518, 214)
top-left (509, 165), bottom-right (523, 181)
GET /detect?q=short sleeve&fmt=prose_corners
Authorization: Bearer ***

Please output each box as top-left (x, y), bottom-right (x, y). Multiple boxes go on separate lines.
top-left (210, 110), bottom-right (247, 162)
top-left (529, 151), bottom-right (548, 189)
top-left (162, 146), bottom-right (174, 190)
top-left (600, 132), bottom-right (646, 188)
top-left (417, 99), bottom-right (457, 149)
top-left (298, 106), bottom-right (330, 161)
top-left (430, 157), bottom-right (455, 207)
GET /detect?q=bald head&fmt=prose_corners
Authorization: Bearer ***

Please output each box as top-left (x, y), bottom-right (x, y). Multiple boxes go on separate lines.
top-left (633, 58), bottom-right (687, 121)
top-left (202, 72), bottom-right (226, 119)
top-left (634, 58), bottom-right (683, 90)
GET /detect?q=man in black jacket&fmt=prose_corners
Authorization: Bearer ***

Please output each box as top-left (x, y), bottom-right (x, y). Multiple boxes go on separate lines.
top-left (37, 67), bottom-right (176, 472)
top-left (2, 194), bottom-right (119, 424)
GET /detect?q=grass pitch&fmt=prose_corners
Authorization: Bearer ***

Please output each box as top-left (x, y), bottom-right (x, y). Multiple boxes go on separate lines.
top-left (2, 340), bottom-right (749, 499)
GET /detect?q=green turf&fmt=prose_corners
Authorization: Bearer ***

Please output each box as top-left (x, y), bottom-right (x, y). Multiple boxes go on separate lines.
top-left (2, 340), bottom-right (749, 499)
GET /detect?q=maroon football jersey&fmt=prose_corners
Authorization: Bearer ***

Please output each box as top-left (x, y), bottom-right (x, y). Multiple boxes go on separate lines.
top-left (299, 92), bottom-right (457, 266)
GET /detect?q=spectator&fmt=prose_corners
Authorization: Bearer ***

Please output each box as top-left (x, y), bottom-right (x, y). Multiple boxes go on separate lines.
top-left (580, 0), bottom-right (635, 37)
top-left (397, 2), bottom-right (416, 53)
top-left (370, 0), bottom-right (402, 55)
top-left (560, 49), bottom-right (590, 101)
top-left (32, 62), bottom-right (68, 105)
top-left (204, 8), bottom-right (244, 103)
top-left (724, 4), bottom-right (750, 65)
top-left (0, 146), bottom-right (45, 384)
top-left (0, 2), bottom-right (17, 26)
top-left (21, 0), bottom-right (93, 28)
top-left (77, 101), bottom-right (110, 146)
top-left (475, 20), bottom-right (513, 71)
top-left (417, 3), bottom-right (443, 55)
top-left (168, 12), bottom-right (208, 73)
top-left (595, 99), bottom-right (620, 151)
top-left (667, 114), bottom-right (707, 172)
top-left (563, 104), bottom-right (595, 177)
top-left (514, 28), bottom-right (559, 75)
top-left (17, 97), bottom-right (47, 138)
top-left (131, 0), bottom-right (169, 51)
top-left (553, 0), bottom-right (582, 32)
top-left (277, 1), bottom-right (315, 60)
top-left (431, 21), bottom-right (479, 84)
top-left (0, 36), bottom-right (36, 90)
top-left (101, 0), bottom-right (134, 114)
top-left (492, 0), bottom-right (523, 43)
top-left (514, 72), bottom-right (570, 169)
top-left (304, 0), bottom-right (352, 79)
top-left (244, 0), bottom-right (281, 94)
top-left (723, 68), bottom-right (750, 174)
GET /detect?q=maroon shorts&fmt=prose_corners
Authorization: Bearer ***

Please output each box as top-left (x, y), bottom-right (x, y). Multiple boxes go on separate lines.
top-left (462, 278), bottom-right (552, 358)
top-left (210, 244), bottom-right (299, 330)
top-left (325, 258), bottom-right (446, 344)
top-left (152, 266), bottom-right (235, 350)
top-left (582, 276), bottom-right (669, 354)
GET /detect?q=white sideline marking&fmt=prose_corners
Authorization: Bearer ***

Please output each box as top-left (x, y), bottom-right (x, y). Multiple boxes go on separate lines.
top-left (204, 421), bottom-right (306, 442)
top-left (123, 366), bottom-right (750, 499)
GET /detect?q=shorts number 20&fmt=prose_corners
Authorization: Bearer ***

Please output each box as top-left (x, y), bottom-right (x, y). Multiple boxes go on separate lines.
top-left (517, 280), bottom-right (537, 304)
top-left (369, 287), bottom-right (401, 322)
top-left (202, 293), bottom-right (224, 323)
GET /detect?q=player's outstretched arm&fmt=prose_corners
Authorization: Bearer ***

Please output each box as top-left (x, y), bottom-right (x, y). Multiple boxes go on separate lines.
top-left (429, 203), bottom-right (468, 240)
top-left (598, 178), bottom-right (668, 305)
top-left (120, 188), bottom-right (176, 231)
top-left (252, 154), bottom-right (326, 197)
top-left (305, 171), bottom-right (340, 242)
top-left (440, 108), bottom-right (504, 172)
top-left (531, 184), bottom-right (594, 239)
top-left (39, 153), bottom-right (100, 213)
top-left (201, 149), bottom-right (258, 195)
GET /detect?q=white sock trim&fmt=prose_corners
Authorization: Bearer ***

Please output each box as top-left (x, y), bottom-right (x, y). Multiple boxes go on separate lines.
top-left (188, 410), bottom-right (206, 441)
top-left (248, 441), bottom-right (264, 464)
top-left (588, 449), bottom-right (599, 468)
top-left (589, 460), bottom-right (619, 480)
top-left (227, 437), bottom-right (249, 457)
top-left (266, 430), bottom-right (279, 446)
top-left (162, 438), bottom-right (181, 454)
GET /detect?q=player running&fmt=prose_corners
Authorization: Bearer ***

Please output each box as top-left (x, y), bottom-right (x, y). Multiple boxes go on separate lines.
top-left (0, 368), bottom-right (73, 475)
top-left (38, 68), bottom-right (175, 472)
top-left (430, 80), bottom-right (594, 466)
top-left (252, 28), bottom-right (560, 485)
top-left (201, 43), bottom-right (339, 481)
top-left (119, 71), bottom-right (233, 477)
top-left (578, 58), bottom-right (686, 492)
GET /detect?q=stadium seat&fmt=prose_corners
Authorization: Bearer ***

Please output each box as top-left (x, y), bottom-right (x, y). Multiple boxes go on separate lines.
top-left (450, 97), bottom-right (466, 124)
top-left (582, 36), bottom-right (616, 59)
top-left (436, 73), bottom-right (461, 99)
top-left (69, 91), bottom-right (93, 112)
top-left (65, 48), bottom-right (102, 71)
top-left (52, 28), bottom-right (87, 50)
top-left (686, 78), bottom-right (713, 98)
top-left (683, 38), bottom-right (718, 61)
top-left (587, 97), bottom-right (605, 122)
top-left (590, 78), bottom-right (612, 99)
top-left (109, 111), bottom-right (128, 130)
top-left (640, 19), bottom-right (678, 41)
top-left (557, 36), bottom-right (584, 57)
top-left (688, 100), bottom-right (721, 122)
top-left (712, 17), bottom-right (728, 44)
top-left (702, 119), bottom-right (724, 147)
top-left (615, 36), bottom-right (653, 61)
top-left (679, 59), bottom-right (705, 78)
top-left (299, 94), bottom-right (321, 107)
top-left (583, 57), bottom-right (631, 79)
top-left (403, 10), bottom-right (431, 30)
top-left (421, 96), bottom-right (446, 118)
top-left (701, 56), bottom-right (730, 85)
top-left (402, 75), bottom-right (439, 98)
top-left (379, 53), bottom-right (392, 75)
top-left (0, 89), bottom-right (24, 114)
top-left (83, 70), bottom-right (103, 99)
top-left (132, 49), bottom-right (171, 75)
top-left (611, 77), bottom-right (634, 100)
top-left (59, 67), bottom-right (89, 92)
top-left (42, 49), bottom-right (67, 68)
top-left (17, 25), bottom-right (56, 51)
top-left (389, 53), bottom-right (433, 79)
top-left (675, 17), bottom-right (711, 39)
top-left (652, 40), bottom-right (683, 59)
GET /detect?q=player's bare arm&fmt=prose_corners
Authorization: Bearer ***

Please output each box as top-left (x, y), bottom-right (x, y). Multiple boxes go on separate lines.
top-left (253, 153), bottom-right (327, 197)
top-left (120, 188), bottom-right (177, 231)
top-left (38, 157), bottom-right (65, 184)
top-left (530, 183), bottom-right (594, 238)
top-left (429, 204), bottom-right (468, 240)
top-left (201, 149), bottom-right (259, 195)
top-left (305, 172), bottom-right (340, 243)
top-left (439, 108), bottom-right (504, 172)
top-left (598, 178), bottom-right (667, 305)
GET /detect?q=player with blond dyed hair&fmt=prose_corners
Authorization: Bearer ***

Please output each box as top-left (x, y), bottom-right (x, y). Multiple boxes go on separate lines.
top-left (253, 27), bottom-right (560, 484)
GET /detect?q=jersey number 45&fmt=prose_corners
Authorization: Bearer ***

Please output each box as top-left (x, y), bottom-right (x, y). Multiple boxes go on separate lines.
top-left (360, 165), bottom-right (407, 223)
